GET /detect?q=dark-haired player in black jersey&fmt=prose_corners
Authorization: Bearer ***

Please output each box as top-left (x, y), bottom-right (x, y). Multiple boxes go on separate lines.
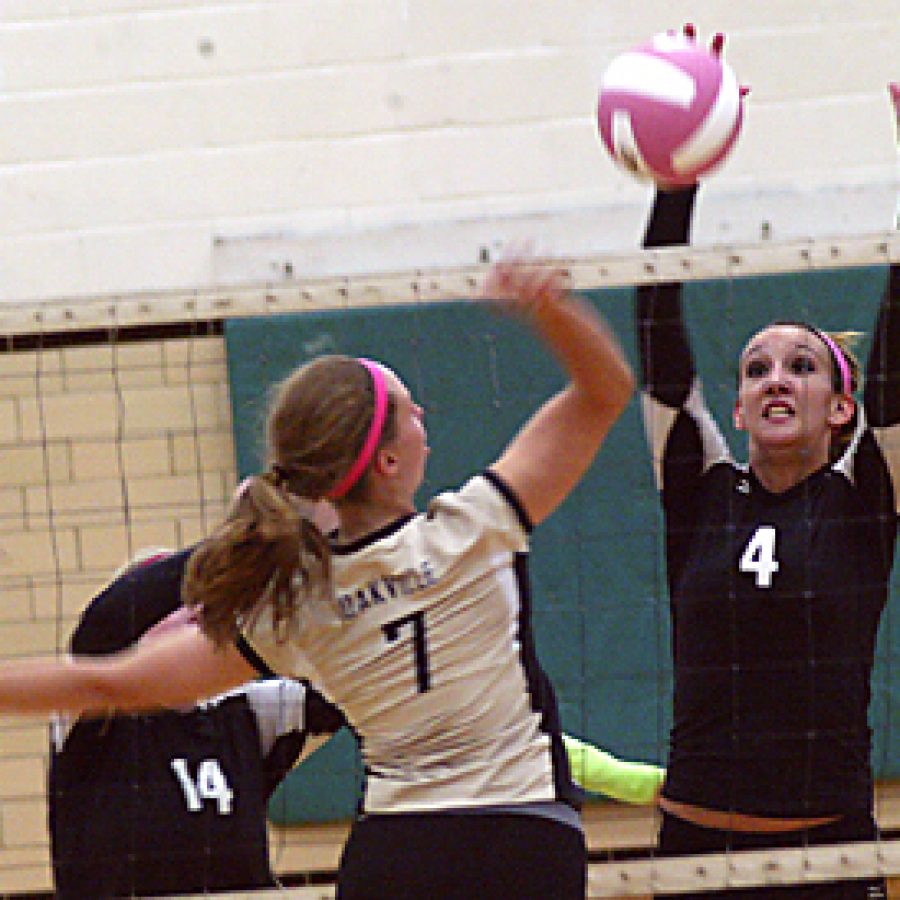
top-left (49, 547), bottom-right (344, 899)
top-left (634, 87), bottom-right (899, 898)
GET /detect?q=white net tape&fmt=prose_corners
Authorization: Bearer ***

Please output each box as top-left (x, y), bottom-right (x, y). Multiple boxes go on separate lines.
top-left (167, 839), bottom-right (900, 898)
top-left (589, 839), bottom-right (900, 896)
top-left (1, 232), bottom-right (895, 336)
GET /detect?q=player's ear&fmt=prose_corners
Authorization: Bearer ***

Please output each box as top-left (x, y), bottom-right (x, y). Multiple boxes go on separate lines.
top-left (373, 447), bottom-right (399, 476)
top-left (828, 395), bottom-right (855, 428)
top-left (733, 399), bottom-right (746, 430)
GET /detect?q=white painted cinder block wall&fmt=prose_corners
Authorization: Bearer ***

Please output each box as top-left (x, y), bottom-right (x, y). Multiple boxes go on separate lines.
top-left (1, 0), bottom-right (898, 305)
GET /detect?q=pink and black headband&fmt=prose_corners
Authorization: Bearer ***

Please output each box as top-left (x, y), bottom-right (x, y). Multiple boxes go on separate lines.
top-left (816, 331), bottom-right (853, 398)
top-left (327, 358), bottom-right (389, 500)
top-left (777, 321), bottom-right (854, 397)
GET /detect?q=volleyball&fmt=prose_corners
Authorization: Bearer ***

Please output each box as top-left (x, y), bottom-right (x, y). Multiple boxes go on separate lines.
top-left (597, 30), bottom-right (744, 186)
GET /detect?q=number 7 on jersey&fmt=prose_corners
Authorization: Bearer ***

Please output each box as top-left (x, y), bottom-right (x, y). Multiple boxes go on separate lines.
top-left (383, 610), bottom-right (431, 693)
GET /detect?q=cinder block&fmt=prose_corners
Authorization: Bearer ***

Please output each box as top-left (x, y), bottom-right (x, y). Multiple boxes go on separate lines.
top-left (732, 23), bottom-right (898, 102)
top-left (127, 519), bottom-right (179, 555)
top-left (0, 374), bottom-right (41, 400)
top-left (114, 342), bottom-right (165, 370)
top-left (164, 338), bottom-right (225, 368)
top-left (61, 343), bottom-right (114, 375)
top-left (0, 529), bottom-right (78, 579)
top-left (0, 757), bottom-right (45, 799)
top-left (120, 385), bottom-right (196, 432)
top-left (71, 437), bottom-right (173, 480)
top-left (68, 441), bottom-right (119, 482)
top-left (0, 620), bottom-right (66, 656)
top-left (0, 724), bottom-right (47, 756)
top-left (0, 584), bottom-right (32, 623)
top-left (177, 516), bottom-right (217, 546)
top-left (116, 365), bottom-right (165, 389)
top-left (0, 488), bottom-right (25, 532)
top-left (127, 474), bottom-right (202, 510)
top-left (61, 369), bottom-right (117, 392)
top-left (26, 479), bottom-right (124, 523)
top-left (19, 393), bottom-right (120, 441)
top-left (0, 400), bottom-right (20, 444)
top-left (165, 358), bottom-right (228, 386)
top-left (0, 444), bottom-right (70, 488)
top-left (33, 573), bottom-right (104, 621)
top-left (198, 471), bottom-right (229, 504)
top-left (0, 796), bottom-right (50, 847)
top-left (0, 348), bottom-right (62, 375)
top-left (0, 845), bottom-right (52, 896)
top-left (77, 524), bottom-right (133, 573)
top-left (171, 430), bottom-right (235, 475)
top-left (1, 223), bottom-right (215, 303)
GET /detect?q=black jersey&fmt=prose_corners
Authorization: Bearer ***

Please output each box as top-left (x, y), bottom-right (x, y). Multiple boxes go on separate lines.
top-left (637, 189), bottom-right (900, 817)
top-left (49, 549), bottom-right (344, 899)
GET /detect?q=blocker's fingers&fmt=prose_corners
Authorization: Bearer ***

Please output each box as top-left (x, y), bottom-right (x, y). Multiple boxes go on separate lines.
top-left (710, 32), bottom-right (725, 56)
top-left (890, 82), bottom-right (900, 113)
top-left (683, 23), bottom-right (696, 41)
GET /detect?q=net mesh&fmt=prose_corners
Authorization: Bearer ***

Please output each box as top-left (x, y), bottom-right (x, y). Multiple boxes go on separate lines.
top-left (0, 232), bottom-right (896, 897)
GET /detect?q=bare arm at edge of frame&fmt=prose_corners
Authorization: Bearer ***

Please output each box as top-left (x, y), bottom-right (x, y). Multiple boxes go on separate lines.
top-left (0, 626), bottom-right (256, 719)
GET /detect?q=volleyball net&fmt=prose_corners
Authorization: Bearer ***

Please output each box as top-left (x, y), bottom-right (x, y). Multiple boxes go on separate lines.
top-left (0, 231), bottom-right (897, 897)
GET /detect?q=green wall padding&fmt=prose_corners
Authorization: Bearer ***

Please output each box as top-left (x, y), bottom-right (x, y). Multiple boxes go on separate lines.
top-left (223, 266), bottom-right (897, 825)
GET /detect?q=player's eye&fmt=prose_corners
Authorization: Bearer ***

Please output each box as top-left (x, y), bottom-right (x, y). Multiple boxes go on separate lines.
top-left (790, 355), bottom-right (816, 375)
top-left (745, 359), bottom-right (768, 379)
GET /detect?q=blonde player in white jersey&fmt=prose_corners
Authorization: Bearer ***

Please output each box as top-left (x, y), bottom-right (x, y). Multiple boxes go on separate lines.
top-left (0, 257), bottom-right (634, 899)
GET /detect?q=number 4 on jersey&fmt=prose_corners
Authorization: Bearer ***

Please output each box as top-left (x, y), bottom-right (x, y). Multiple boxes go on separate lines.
top-left (739, 525), bottom-right (780, 588)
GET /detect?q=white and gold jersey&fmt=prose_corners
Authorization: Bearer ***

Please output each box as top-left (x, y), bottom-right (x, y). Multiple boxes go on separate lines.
top-left (241, 471), bottom-right (579, 815)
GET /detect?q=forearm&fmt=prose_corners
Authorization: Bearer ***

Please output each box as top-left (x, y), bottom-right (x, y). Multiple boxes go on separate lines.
top-left (636, 189), bottom-right (698, 406)
top-left (0, 628), bottom-right (253, 717)
top-left (529, 289), bottom-right (634, 419)
top-left (564, 734), bottom-right (664, 805)
top-left (0, 654), bottom-right (106, 717)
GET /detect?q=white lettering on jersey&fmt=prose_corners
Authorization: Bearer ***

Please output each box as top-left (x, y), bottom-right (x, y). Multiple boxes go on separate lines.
top-left (170, 757), bottom-right (234, 815)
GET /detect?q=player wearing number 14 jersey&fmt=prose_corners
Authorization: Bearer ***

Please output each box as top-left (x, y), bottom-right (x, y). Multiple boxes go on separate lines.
top-left (49, 548), bottom-right (343, 899)
top-left (638, 185), bottom-right (899, 898)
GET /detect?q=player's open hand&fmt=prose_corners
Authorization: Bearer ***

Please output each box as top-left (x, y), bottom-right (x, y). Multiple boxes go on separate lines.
top-left (482, 254), bottom-right (570, 321)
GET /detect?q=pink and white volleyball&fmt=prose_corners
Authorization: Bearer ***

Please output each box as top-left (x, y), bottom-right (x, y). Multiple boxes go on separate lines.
top-left (597, 32), bottom-right (744, 186)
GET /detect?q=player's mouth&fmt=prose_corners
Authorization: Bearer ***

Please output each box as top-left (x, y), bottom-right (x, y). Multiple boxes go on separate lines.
top-left (762, 402), bottom-right (794, 421)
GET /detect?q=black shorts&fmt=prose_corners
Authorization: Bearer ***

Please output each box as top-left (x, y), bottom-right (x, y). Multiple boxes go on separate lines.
top-left (656, 811), bottom-right (886, 900)
top-left (337, 810), bottom-right (586, 900)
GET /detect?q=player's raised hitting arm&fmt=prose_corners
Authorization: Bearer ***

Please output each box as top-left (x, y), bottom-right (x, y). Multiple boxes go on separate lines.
top-left (486, 259), bottom-right (634, 527)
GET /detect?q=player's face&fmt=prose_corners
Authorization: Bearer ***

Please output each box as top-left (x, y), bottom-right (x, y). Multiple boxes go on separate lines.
top-left (734, 325), bottom-right (844, 463)
top-left (380, 368), bottom-right (430, 495)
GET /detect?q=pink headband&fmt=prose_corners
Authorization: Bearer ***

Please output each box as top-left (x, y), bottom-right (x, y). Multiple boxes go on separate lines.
top-left (818, 332), bottom-right (852, 397)
top-left (327, 358), bottom-right (389, 500)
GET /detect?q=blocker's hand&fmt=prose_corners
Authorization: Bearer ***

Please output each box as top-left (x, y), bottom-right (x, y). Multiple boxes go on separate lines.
top-left (890, 83), bottom-right (899, 147)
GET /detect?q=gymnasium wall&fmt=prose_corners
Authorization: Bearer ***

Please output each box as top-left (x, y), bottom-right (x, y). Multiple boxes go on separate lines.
top-left (2, 1), bottom-right (898, 305)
